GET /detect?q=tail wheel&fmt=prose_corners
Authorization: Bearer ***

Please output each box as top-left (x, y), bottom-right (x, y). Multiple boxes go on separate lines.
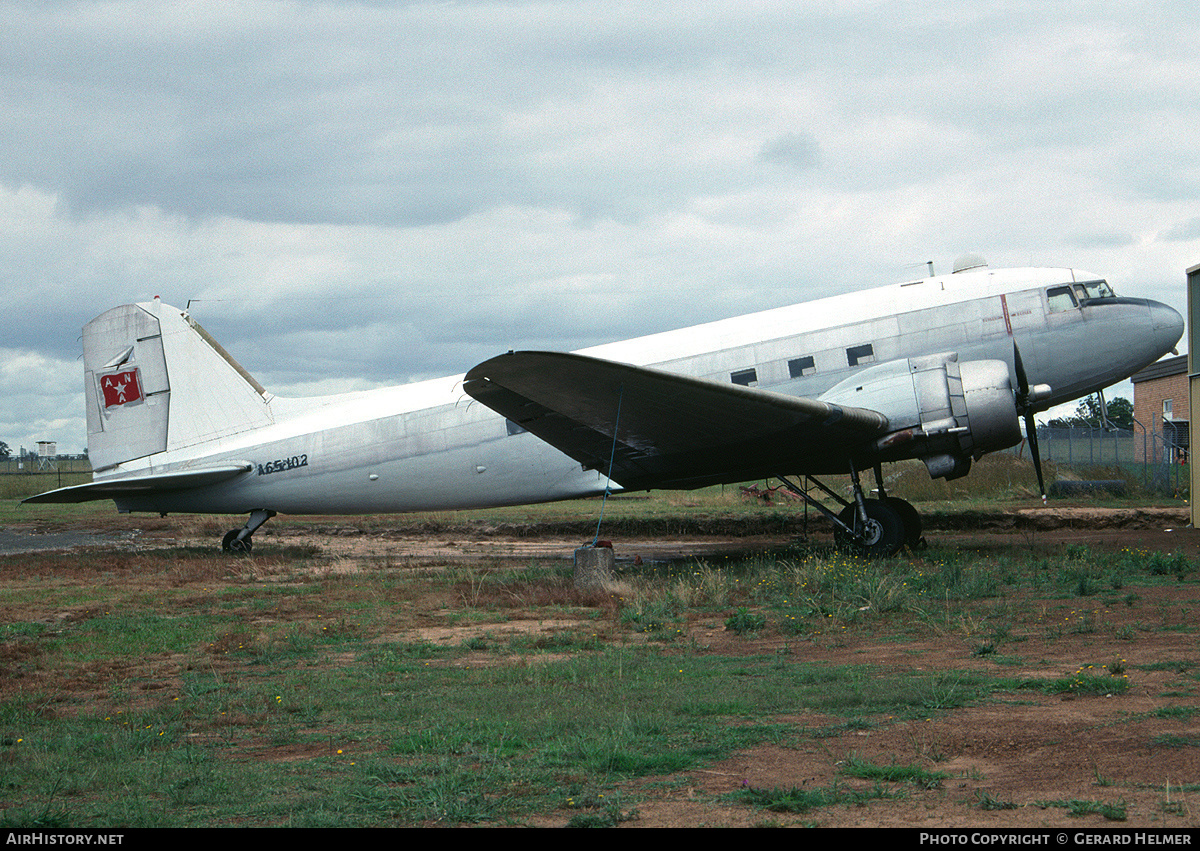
top-left (222, 529), bottom-right (253, 554)
top-left (834, 499), bottom-right (904, 557)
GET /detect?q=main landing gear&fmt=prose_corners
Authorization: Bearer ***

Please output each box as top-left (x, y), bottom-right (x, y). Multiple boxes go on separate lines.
top-left (778, 463), bottom-right (924, 558)
top-left (221, 508), bottom-right (276, 554)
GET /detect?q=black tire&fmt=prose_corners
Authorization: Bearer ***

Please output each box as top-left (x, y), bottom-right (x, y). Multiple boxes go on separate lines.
top-left (834, 499), bottom-right (904, 557)
top-left (883, 496), bottom-right (925, 551)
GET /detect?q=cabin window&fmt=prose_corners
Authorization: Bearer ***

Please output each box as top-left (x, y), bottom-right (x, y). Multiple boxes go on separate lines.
top-left (1046, 286), bottom-right (1079, 313)
top-left (505, 419), bottom-right (527, 436)
top-left (731, 368), bottom-right (758, 387)
top-left (788, 355), bottom-right (816, 378)
top-left (846, 344), bottom-right (875, 367)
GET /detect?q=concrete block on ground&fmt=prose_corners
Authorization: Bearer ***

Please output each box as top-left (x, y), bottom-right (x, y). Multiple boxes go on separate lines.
top-left (574, 545), bottom-right (615, 590)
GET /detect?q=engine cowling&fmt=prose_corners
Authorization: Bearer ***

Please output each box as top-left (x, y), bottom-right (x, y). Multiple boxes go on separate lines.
top-left (819, 352), bottom-right (1023, 480)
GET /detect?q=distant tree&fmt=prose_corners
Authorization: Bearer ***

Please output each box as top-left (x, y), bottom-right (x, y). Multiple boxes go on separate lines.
top-left (1046, 395), bottom-right (1133, 429)
top-left (0, 440), bottom-right (9, 459)
top-left (1104, 397), bottom-right (1135, 429)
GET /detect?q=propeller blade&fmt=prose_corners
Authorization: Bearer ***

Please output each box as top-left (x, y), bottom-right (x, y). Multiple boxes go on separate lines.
top-left (1025, 411), bottom-right (1046, 503)
top-left (1013, 342), bottom-right (1030, 402)
top-left (1015, 342), bottom-right (1046, 503)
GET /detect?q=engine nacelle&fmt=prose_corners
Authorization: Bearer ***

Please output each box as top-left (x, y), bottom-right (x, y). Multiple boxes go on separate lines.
top-left (819, 352), bottom-right (1022, 480)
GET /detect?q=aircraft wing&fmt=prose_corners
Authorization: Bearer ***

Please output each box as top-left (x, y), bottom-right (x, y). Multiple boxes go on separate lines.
top-left (21, 463), bottom-right (253, 504)
top-left (463, 351), bottom-right (890, 489)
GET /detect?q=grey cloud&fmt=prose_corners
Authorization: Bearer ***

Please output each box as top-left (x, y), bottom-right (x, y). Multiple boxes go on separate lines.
top-left (4, 1), bottom-right (1200, 451)
top-left (1161, 217), bottom-right (1200, 242)
top-left (758, 133), bottom-right (821, 170)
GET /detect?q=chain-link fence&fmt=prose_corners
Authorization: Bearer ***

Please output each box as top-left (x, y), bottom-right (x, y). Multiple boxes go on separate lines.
top-left (0, 456), bottom-right (92, 500)
top-left (1, 455), bottom-right (90, 474)
top-left (1011, 421), bottom-right (1189, 495)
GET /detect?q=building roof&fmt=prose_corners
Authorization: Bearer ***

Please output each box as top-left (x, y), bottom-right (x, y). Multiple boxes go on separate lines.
top-left (1131, 354), bottom-right (1188, 384)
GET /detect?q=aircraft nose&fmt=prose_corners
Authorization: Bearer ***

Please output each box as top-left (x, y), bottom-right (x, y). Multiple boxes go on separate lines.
top-left (1148, 299), bottom-right (1185, 349)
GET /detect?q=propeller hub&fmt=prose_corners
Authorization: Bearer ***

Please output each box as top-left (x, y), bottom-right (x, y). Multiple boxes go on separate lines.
top-left (1020, 383), bottom-right (1053, 410)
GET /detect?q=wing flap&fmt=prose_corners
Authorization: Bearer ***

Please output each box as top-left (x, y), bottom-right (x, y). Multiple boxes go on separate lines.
top-left (22, 463), bottom-right (253, 504)
top-left (463, 352), bottom-right (889, 489)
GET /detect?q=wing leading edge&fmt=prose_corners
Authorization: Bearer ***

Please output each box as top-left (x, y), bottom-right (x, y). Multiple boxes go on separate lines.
top-left (462, 351), bottom-right (891, 490)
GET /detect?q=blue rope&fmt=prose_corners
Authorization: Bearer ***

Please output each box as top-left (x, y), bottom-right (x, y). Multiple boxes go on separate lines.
top-left (592, 384), bottom-right (625, 546)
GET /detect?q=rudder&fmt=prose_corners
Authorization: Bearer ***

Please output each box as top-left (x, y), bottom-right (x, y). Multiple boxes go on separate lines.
top-left (84, 299), bottom-right (274, 471)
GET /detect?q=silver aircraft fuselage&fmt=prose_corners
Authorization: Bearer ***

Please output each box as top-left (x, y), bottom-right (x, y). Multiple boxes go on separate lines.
top-left (80, 266), bottom-right (1185, 516)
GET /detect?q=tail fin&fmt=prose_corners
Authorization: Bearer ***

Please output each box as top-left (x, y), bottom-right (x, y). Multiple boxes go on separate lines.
top-left (84, 299), bottom-right (274, 471)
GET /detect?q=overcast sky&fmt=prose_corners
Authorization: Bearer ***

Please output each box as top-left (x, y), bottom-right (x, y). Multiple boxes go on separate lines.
top-left (3, 0), bottom-right (1198, 454)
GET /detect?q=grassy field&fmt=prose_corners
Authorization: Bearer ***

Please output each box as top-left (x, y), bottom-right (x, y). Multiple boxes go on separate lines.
top-left (2, 456), bottom-right (1199, 827)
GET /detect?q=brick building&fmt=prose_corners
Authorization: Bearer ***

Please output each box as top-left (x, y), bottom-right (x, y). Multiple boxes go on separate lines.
top-left (1130, 354), bottom-right (1189, 461)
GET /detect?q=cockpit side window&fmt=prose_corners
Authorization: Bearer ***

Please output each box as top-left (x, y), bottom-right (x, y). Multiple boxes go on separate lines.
top-left (1046, 286), bottom-right (1079, 313)
top-left (1073, 280), bottom-right (1115, 301)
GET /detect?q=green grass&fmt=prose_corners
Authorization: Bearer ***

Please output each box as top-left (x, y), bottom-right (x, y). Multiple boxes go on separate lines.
top-left (1035, 798), bottom-right (1129, 821)
top-left (728, 781), bottom-right (901, 814)
top-left (1, 546), bottom-right (1158, 827)
top-left (0, 465), bottom-right (92, 506)
top-left (13, 640), bottom-right (975, 825)
top-left (838, 754), bottom-right (949, 788)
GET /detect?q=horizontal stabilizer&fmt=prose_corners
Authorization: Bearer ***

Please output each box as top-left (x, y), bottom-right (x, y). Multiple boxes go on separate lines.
top-left (463, 351), bottom-right (890, 489)
top-left (21, 464), bottom-right (252, 505)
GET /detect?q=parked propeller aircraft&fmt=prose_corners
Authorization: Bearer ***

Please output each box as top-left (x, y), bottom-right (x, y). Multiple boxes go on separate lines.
top-left (25, 259), bottom-right (1184, 556)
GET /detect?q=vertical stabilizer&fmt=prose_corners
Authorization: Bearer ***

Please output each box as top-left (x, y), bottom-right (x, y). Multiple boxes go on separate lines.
top-left (84, 300), bottom-right (274, 471)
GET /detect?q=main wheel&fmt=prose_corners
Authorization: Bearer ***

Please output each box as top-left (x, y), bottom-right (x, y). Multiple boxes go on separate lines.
top-left (834, 499), bottom-right (904, 557)
top-left (883, 496), bottom-right (925, 551)
top-left (222, 529), bottom-right (253, 554)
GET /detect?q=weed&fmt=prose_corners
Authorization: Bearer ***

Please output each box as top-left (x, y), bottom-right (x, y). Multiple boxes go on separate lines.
top-left (839, 754), bottom-right (948, 789)
top-left (563, 795), bottom-right (639, 828)
top-left (729, 781), bottom-right (899, 813)
top-left (1151, 734), bottom-right (1200, 749)
top-left (619, 594), bottom-right (682, 638)
top-left (1051, 665), bottom-right (1131, 695)
top-left (1068, 799), bottom-right (1128, 821)
top-left (808, 718), bottom-right (875, 739)
top-left (1143, 552), bottom-right (1194, 581)
top-left (725, 607), bottom-right (767, 635)
top-left (976, 790), bottom-right (1017, 810)
top-left (1034, 798), bottom-right (1128, 821)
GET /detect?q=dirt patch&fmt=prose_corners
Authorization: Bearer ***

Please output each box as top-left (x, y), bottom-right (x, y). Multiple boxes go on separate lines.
top-left (622, 608), bottom-right (1200, 828)
top-left (4, 504), bottom-right (1193, 559)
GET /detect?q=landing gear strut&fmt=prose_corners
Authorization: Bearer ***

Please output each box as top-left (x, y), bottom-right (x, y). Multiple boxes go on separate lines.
top-left (778, 463), bottom-right (923, 557)
top-left (221, 508), bottom-right (276, 554)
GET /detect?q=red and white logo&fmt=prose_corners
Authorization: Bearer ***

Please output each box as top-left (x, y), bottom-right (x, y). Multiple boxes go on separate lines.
top-left (100, 369), bottom-right (143, 408)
